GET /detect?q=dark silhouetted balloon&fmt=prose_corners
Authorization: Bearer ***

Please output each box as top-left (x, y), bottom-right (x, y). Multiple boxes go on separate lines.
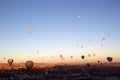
top-left (100, 63), bottom-right (102, 65)
top-left (81, 55), bottom-right (85, 59)
top-left (25, 60), bottom-right (34, 69)
top-left (8, 59), bottom-right (14, 66)
top-left (97, 60), bottom-right (100, 64)
top-left (107, 57), bottom-right (113, 62)
top-left (86, 63), bottom-right (90, 67)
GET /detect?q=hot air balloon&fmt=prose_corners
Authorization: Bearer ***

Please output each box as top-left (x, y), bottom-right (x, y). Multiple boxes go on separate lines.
top-left (88, 40), bottom-right (90, 42)
top-left (86, 63), bottom-right (90, 68)
top-left (8, 59), bottom-right (14, 66)
top-left (107, 57), bottom-right (113, 62)
top-left (81, 45), bottom-right (84, 48)
top-left (77, 29), bottom-right (80, 32)
top-left (77, 16), bottom-right (80, 19)
top-left (102, 37), bottom-right (105, 40)
top-left (3, 57), bottom-right (5, 60)
top-left (100, 63), bottom-right (102, 65)
top-left (97, 60), bottom-right (100, 64)
top-left (70, 56), bottom-right (73, 59)
top-left (36, 50), bottom-right (39, 54)
top-left (51, 56), bottom-right (54, 59)
top-left (29, 29), bottom-right (33, 33)
top-left (60, 55), bottom-right (65, 60)
top-left (60, 55), bottom-right (62, 58)
top-left (25, 60), bottom-right (34, 69)
top-left (52, 34), bottom-right (56, 38)
top-left (101, 44), bottom-right (103, 47)
top-left (76, 44), bottom-right (79, 47)
top-left (88, 54), bottom-right (91, 57)
top-left (108, 33), bottom-right (110, 37)
top-left (41, 58), bottom-right (44, 60)
top-left (81, 55), bottom-right (85, 59)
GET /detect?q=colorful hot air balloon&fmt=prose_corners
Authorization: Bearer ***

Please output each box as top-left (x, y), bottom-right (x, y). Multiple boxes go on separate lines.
top-left (25, 60), bottom-right (34, 69)
top-left (29, 29), bottom-right (33, 33)
top-left (81, 55), bottom-right (85, 59)
top-left (8, 59), bottom-right (14, 66)
top-left (107, 57), bottom-right (113, 62)
top-left (60, 55), bottom-right (65, 60)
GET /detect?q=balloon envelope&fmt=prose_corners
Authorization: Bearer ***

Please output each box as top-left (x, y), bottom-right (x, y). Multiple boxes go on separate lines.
top-left (60, 55), bottom-right (62, 58)
top-left (77, 30), bottom-right (80, 32)
top-left (36, 50), bottom-right (39, 54)
top-left (81, 45), bottom-right (84, 48)
top-left (76, 44), bottom-right (79, 47)
top-left (93, 54), bottom-right (95, 56)
top-left (53, 34), bottom-right (56, 37)
top-left (25, 60), bottom-right (34, 69)
top-left (70, 56), bottom-right (73, 59)
top-left (29, 29), bottom-right (33, 33)
top-left (81, 55), bottom-right (85, 59)
top-left (77, 16), bottom-right (80, 19)
top-left (88, 54), bottom-right (91, 57)
top-left (102, 37), bottom-right (105, 40)
top-left (97, 60), bottom-right (100, 64)
top-left (3, 57), bottom-right (5, 60)
top-left (101, 44), bottom-right (103, 47)
top-left (8, 59), bottom-right (14, 66)
top-left (107, 57), bottom-right (113, 62)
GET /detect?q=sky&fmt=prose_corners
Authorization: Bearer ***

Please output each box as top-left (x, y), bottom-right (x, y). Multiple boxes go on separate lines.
top-left (0, 0), bottom-right (120, 63)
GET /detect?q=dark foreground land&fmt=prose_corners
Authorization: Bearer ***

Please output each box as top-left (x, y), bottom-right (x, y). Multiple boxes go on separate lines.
top-left (0, 64), bottom-right (120, 80)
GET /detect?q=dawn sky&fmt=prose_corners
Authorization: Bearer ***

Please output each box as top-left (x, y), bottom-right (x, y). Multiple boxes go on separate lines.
top-left (0, 0), bottom-right (120, 63)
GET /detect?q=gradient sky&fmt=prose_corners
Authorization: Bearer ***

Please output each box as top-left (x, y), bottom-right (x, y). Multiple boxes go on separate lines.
top-left (0, 0), bottom-right (120, 63)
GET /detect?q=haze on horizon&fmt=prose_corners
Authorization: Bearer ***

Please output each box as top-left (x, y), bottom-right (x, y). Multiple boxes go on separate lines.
top-left (0, 0), bottom-right (120, 63)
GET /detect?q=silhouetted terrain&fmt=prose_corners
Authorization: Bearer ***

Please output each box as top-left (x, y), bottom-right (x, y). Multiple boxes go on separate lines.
top-left (0, 63), bottom-right (120, 80)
